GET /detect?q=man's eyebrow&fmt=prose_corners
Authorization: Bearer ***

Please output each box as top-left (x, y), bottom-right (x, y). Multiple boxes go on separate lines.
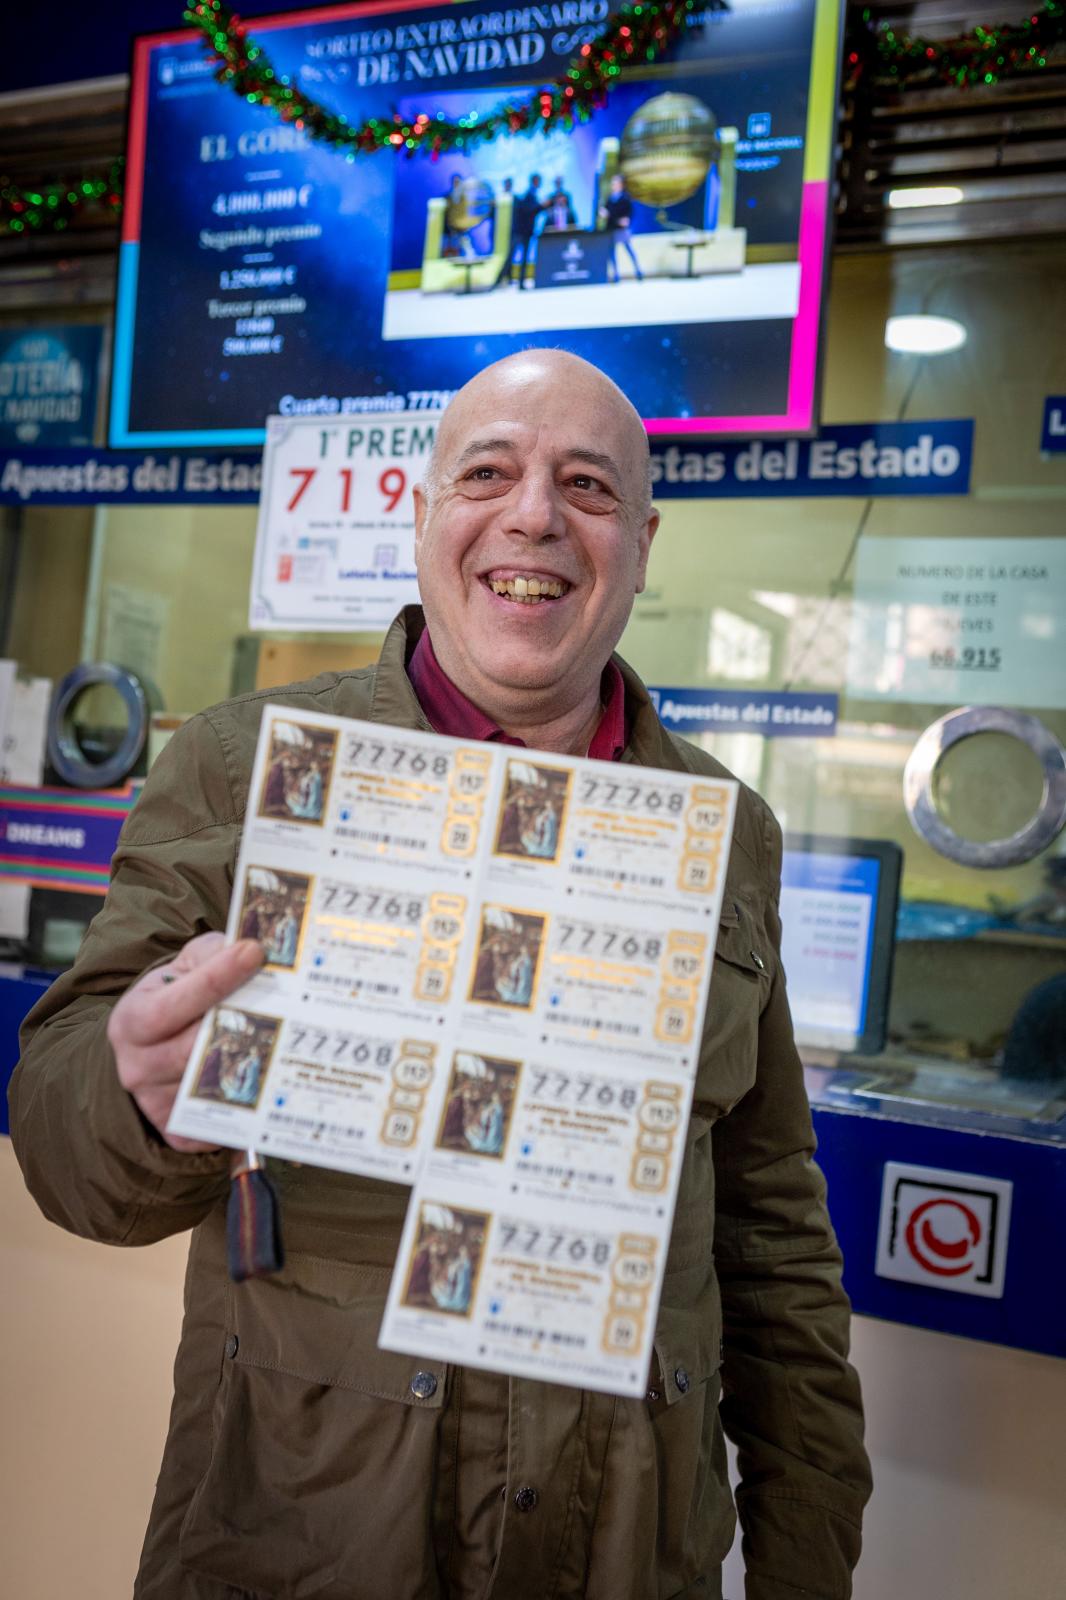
top-left (451, 437), bottom-right (517, 470)
top-left (562, 448), bottom-right (623, 486)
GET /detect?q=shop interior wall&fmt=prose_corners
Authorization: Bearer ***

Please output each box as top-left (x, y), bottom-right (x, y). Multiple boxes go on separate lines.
top-left (85, 502), bottom-right (259, 713)
top-left (5, 506), bottom-right (94, 681)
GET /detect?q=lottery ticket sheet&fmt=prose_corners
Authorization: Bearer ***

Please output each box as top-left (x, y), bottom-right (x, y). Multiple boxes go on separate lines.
top-left (168, 707), bottom-right (737, 1397)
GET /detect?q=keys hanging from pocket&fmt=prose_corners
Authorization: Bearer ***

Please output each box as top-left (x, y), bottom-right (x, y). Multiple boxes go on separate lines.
top-left (227, 1149), bottom-right (285, 1282)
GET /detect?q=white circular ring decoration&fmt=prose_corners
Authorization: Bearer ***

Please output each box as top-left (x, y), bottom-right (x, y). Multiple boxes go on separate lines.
top-left (903, 706), bottom-right (1066, 869)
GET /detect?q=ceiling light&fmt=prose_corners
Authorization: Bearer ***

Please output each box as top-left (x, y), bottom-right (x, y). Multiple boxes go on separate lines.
top-left (887, 186), bottom-right (964, 210)
top-left (885, 315), bottom-right (967, 356)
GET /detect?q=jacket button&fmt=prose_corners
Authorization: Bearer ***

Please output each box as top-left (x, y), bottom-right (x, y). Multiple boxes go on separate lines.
top-left (750, 950), bottom-right (766, 971)
top-left (224, 1334), bottom-right (239, 1359)
top-left (645, 1387), bottom-right (661, 1402)
top-left (514, 1485), bottom-right (539, 1513)
top-left (409, 1370), bottom-right (437, 1400)
top-left (674, 1366), bottom-right (690, 1394)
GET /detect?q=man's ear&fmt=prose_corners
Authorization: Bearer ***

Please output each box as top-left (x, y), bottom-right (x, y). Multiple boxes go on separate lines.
top-left (413, 483), bottom-right (428, 554)
top-left (634, 507), bottom-right (660, 594)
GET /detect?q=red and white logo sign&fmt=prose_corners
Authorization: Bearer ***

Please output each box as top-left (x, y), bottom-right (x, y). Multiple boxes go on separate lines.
top-left (875, 1162), bottom-right (1012, 1298)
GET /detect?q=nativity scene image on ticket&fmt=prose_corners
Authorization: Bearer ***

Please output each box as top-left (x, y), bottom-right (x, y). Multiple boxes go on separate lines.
top-left (492, 760), bottom-right (572, 865)
top-left (256, 718), bottom-right (338, 827)
top-left (435, 1052), bottom-right (521, 1161)
top-left (190, 1006), bottom-right (281, 1111)
top-left (468, 907), bottom-right (546, 1010)
top-left (236, 866), bottom-right (311, 970)
top-left (401, 1202), bottom-right (489, 1319)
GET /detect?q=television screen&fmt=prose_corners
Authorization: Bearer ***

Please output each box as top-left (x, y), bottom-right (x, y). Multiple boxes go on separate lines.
top-left (780, 836), bottom-right (902, 1055)
top-left (111, 0), bottom-right (844, 447)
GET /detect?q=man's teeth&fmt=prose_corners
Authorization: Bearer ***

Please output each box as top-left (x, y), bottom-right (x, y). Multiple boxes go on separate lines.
top-left (488, 576), bottom-right (567, 603)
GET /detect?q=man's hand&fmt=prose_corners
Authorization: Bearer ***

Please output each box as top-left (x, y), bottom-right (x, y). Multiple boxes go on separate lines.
top-left (108, 934), bottom-right (265, 1152)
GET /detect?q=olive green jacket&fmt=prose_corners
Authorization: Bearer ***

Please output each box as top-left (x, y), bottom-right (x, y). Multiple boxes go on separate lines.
top-left (10, 608), bottom-right (870, 1600)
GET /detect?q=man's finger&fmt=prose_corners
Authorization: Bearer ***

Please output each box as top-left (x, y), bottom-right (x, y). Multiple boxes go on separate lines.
top-left (138, 933), bottom-right (229, 997)
top-left (169, 931), bottom-right (229, 973)
top-left (118, 940), bottom-right (264, 1046)
top-left (116, 1019), bottom-right (204, 1095)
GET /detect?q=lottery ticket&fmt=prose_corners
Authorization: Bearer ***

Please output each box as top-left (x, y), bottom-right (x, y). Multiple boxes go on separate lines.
top-left (167, 707), bottom-right (737, 1392)
top-left (382, 1182), bottom-right (665, 1396)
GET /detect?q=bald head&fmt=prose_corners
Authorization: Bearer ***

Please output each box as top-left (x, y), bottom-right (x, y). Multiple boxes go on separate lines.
top-left (425, 350), bottom-right (652, 524)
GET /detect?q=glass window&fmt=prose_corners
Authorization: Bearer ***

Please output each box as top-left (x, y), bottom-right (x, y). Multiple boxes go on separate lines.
top-left (619, 238), bottom-right (1066, 1120)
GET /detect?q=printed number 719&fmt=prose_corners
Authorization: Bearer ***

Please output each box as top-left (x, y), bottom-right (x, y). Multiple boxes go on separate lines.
top-left (286, 467), bottom-right (407, 514)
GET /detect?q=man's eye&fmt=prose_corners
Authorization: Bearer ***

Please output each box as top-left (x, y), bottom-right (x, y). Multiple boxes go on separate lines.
top-left (570, 474), bottom-right (605, 493)
top-left (469, 466), bottom-right (500, 481)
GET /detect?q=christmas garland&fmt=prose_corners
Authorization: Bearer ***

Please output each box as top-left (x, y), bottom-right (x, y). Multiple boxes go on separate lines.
top-left (4, 1), bottom-right (1065, 236)
top-left (848, 0), bottom-right (1066, 89)
top-left (182, 0), bottom-right (701, 157)
top-left (1, 161), bottom-right (124, 235)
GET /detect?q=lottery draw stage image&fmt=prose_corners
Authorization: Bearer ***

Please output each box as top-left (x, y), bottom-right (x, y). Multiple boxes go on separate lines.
top-left (191, 1007), bottom-right (281, 1111)
top-left (256, 718), bottom-right (338, 826)
top-left (236, 866), bottom-right (311, 970)
top-left (436, 1052), bottom-right (521, 1161)
top-left (402, 1203), bottom-right (489, 1318)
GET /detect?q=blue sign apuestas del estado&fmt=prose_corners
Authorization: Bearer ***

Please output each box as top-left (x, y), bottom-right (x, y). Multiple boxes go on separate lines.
top-left (649, 688), bottom-right (838, 738)
top-left (0, 421), bottom-right (972, 508)
top-left (1040, 396), bottom-right (1066, 454)
top-left (649, 419), bottom-right (973, 498)
top-left (0, 448), bottom-right (262, 505)
top-left (0, 325), bottom-right (104, 448)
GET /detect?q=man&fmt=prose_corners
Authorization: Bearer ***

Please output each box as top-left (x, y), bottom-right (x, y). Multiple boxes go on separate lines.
top-left (10, 350), bottom-right (870, 1599)
top-left (496, 171), bottom-right (541, 288)
top-left (543, 175), bottom-right (577, 231)
top-left (443, 172), bottom-right (473, 259)
top-left (602, 172), bottom-right (644, 282)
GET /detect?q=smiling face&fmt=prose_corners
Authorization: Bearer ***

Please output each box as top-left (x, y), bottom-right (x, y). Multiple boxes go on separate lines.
top-left (414, 352), bottom-right (658, 729)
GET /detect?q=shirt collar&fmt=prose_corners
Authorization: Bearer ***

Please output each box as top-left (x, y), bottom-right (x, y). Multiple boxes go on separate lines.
top-left (406, 628), bottom-right (627, 762)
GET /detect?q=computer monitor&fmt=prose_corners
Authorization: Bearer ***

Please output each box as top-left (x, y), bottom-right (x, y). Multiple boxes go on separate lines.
top-left (780, 835), bottom-right (902, 1055)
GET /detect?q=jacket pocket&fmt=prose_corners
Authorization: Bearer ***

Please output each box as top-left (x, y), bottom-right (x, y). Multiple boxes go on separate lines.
top-left (694, 902), bottom-right (770, 1117)
top-left (642, 1281), bottom-right (735, 1597)
top-left (178, 1253), bottom-right (448, 1600)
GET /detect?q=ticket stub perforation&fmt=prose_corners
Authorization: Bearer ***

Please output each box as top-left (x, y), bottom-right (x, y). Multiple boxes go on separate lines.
top-left (168, 707), bottom-right (737, 1395)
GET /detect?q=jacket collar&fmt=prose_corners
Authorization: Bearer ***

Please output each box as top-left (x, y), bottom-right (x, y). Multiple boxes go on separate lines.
top-left (370, 604), bottom-right (680, 771)
top-left (369, 606), bottom-right (434, 734)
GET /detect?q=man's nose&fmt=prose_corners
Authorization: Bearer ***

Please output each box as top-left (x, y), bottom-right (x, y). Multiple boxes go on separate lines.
top-left (505, 470), bottom-right (566, 542)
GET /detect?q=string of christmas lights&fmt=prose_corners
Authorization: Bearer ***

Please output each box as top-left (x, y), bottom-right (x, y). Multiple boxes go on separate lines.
top-left (3, 2), bottom-right (1064, 237)
top-left (182, 0), bottom-right (701, 158)
top-left (848, 0), bottom-right (1066, 89)
top-left (1, 161), bottom-right (124, 235)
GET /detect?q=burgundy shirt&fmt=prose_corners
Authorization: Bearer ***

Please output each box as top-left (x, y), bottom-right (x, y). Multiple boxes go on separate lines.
top-left (407, 630), bottom-right (627, 762)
